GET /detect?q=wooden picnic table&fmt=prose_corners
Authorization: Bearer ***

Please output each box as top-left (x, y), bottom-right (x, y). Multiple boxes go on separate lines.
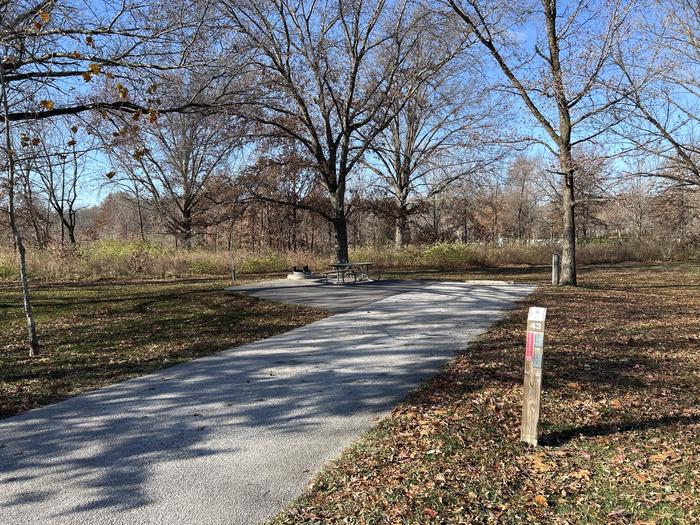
top-left (326, 262), bottom-right (374, 284)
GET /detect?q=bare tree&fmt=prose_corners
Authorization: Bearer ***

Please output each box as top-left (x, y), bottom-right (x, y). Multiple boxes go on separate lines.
top-left (18, 121), bottom-right (92, 245)
top-left (243, 137), bottom-right (327, 251)
top-left (447, 0), bottom-right (633, 285)
top-left (222, 0), bottom-right (448, 262)
top-left (15, 140), bottom-right (51, 247)
top-left (103, 103), bottom-right (243, 249)
top-left (1, 63), bottom-right (39, 355)
top-left (614, 0), bottom-right (700, 189)
top-left (1, 0), bottom-right (215, 354)
top-left (503, 156), bottom-right (541, 242)
top-left (364, 41), bottom-right (505, 248)
top-left (618, 177), bottom-right (658, 240)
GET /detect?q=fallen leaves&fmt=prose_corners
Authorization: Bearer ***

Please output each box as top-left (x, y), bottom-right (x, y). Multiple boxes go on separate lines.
top-left (267, 265), bottom-right (700, 524)
top-left (4, 265), bottom-right (700, 524)
top-left (649, 449), bottom-right (681, 463)
top-left (527, 452), bottom-right (555, 473)
top-left (534, 494), bottom-right (548, 507)
top-left (569, 469), bottom-right (591, 481)
top-left (631, 471), bottom-right (650, 484)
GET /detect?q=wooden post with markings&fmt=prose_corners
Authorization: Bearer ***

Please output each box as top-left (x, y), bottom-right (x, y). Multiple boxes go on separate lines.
top-left (521, 306), bottom-right (547, 446)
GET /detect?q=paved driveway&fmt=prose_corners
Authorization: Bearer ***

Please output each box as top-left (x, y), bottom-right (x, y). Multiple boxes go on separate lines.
top-left (228, 278), bottom-right (435, 313)
top-left (0, 281), bottom-right (533, 524)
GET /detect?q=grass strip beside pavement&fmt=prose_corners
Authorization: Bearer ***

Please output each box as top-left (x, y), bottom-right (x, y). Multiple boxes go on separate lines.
top-left (0, 280), bottom-right (328, 419)
top-left (270, 264), bottom-right (700, 524)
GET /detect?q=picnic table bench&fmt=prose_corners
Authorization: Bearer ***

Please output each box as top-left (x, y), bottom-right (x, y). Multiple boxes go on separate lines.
top-left (325, 262), bottom-right (377, 284)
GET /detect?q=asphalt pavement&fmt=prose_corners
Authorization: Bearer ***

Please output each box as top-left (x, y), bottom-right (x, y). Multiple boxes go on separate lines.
top-left (0, 280), bottom-right (533, 524)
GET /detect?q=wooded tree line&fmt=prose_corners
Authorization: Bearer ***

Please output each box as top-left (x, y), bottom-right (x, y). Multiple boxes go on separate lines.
top-left (6, 154), bottom-right (697, 254)
top-left (2, 0), bottom-right (700, 353)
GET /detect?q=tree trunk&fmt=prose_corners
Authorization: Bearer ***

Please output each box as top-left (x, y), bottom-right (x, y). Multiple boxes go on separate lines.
top-left (559, 152), bottom-right (577, 286)
top-left (431, 197), bottom-right (439, 241)
top-left (136, 192), bottom-right (146, 242)
top-left (227, 221), bottom-right (236, 283)
top-left (13, 231), bottom-right (40, 356)
top-left (394, 219), bottom-right (404, 249)
top-left (330, 193), bottom-right (349, 263)
top-left (394, 201), bottom-right (410, 249)
top-left (62, 212), bottom-right (77, 245)
top-left (310, 222), bottom-right (315, 253)
top-left (291, 207), bottom-right (298, 251)
top-left (2, 74), bottom-right (40, 356)
top-left (20, 170), bottom-right (46, 247)
top-left (181, 210), bottom-right (193, 250)
top-left (332, 212), bottom-right (349, 263)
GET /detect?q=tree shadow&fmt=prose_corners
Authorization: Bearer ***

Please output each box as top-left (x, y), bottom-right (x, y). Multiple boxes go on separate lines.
top-left (0, 282), bottom-right (533, 523)
top-left (540, 414), bottom-right (700, 446)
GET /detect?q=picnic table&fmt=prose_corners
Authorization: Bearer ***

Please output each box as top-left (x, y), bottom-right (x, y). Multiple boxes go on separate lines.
top-left (325, 262), bottom-right (375, 284)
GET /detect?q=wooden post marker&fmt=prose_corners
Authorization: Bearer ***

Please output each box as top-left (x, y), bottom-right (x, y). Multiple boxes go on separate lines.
top-left (521, 306), bottom-right (547, 446)
top-left (552, 254), bottom-right (560, 286)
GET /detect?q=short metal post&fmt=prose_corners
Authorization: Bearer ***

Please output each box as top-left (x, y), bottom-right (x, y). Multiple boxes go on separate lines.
top-left (552, 253), bottom-right (560, 286)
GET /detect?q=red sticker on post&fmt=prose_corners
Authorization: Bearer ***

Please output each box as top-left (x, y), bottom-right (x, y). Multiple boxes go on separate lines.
top-left (525, 331), bottom-right (535, 360)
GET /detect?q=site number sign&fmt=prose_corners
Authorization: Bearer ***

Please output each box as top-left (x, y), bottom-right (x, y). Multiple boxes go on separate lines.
top-left (521, 307), bottom-right (547, 446)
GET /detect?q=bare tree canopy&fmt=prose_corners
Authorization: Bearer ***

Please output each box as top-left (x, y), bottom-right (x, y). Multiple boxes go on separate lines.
top-left (220, 0), bottom-right (457, 262)
top-left (1, 0), bottom-right (223, 354)
top-left (102, 105), bottom-right (244, 248)
top-left (363, 41), bottom-right (508, 247)
top-left (614, 0), bottom-right (700, 188)
top-left (447, 0), bottom-right (635, 284)
top-left (4, 0), bottom-right (700, 356)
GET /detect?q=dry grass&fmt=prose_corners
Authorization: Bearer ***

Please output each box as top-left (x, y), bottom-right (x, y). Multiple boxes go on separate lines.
top-left (270, 264), bottom-right (700, 524)
top-left (0, 241), bottom-right (299, 281)
top-left (0, 240), bottom-right (695, 283)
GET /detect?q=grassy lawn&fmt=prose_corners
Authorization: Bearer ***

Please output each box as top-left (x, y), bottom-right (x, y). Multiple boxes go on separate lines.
top-left (0, 278), bottom-right (327, 419)
top-left (270, 263), bottom-right (700, 524)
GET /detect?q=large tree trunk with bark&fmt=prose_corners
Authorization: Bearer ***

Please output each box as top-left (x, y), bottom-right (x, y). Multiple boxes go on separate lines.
top-left (332, 212), bottom-right (349, 264)
top-left (394, 206), bottom-right (410, 249)
top-left (330, 192), bottom-right (349, 263)
top-left (559, 150), bottom-right (577, 285)
top-left (394, 218), bottom-right (405, 249)
top-left (180, 210), bottom-right (194, 250)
